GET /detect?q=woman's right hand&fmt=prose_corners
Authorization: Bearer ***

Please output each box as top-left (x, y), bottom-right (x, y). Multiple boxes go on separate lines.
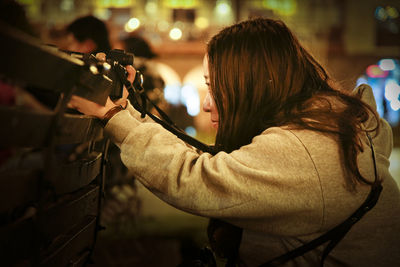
top-left (113, 65), bottom-right (136, 108)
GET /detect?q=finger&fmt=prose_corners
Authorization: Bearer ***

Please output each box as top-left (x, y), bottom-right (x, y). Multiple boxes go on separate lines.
top-left (126, 65), bottom-right (136, 83)
top-left (96, 52), bottom-right (106, 62)
top-left (112, 90), bottom-right (128, 107)
top-left (122, 87), bottom-right (129, 99)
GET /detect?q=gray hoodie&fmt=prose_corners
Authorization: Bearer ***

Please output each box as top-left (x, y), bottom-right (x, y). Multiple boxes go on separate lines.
top-left (105, 84), bottom-right (400, 266)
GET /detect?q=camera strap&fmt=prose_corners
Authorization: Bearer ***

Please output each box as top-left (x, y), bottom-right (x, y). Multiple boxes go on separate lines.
top-left (124, 71), bottom-right (216, 155)
top-left (259, 132), bottom-right (382, 267)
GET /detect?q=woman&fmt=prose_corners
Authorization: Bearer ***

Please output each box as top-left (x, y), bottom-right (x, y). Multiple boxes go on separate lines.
top-left (69, 18), bottom-right (400, 266)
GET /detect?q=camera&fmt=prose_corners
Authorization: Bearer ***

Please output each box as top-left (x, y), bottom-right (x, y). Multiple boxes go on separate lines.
top-left (102, 49), bottom-right (134, 100)
top-left (68, 49), bottom-right (134, 100)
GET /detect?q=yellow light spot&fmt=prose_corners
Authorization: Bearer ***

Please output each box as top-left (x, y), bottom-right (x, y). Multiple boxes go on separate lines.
top-left (386, 6), bottom-right (399, 19)
top-left (195, 17), bottom-right (209, 29)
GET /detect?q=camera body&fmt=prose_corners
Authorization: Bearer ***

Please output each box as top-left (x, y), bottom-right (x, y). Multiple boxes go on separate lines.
top-left (103, 49), bottom-right (134, 99)
top-left (107, 49), bottom-right (134, 66)
top-left (68, 49), bottom-right (134, 100)
top-left (97, 49), bottom-right (134, 100)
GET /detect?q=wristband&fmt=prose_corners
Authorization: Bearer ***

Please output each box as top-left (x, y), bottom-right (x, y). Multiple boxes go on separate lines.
top-left (100, 104), bottom-right (125, 127)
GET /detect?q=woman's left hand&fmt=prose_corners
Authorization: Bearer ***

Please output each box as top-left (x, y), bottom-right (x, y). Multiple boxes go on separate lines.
top-left (68, 95), bottom-right (117, 119)
top-left (68, 65), bottom-right (136, 119)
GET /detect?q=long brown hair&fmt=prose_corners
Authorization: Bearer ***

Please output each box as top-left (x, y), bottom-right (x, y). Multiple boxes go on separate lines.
top-left (207, 18), bottom-right (379, 189)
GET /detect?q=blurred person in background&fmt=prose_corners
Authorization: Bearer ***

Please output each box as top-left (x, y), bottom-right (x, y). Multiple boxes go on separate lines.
top-left (62, 15), bottom-right (111, 54)
top-left (122, 35), bottom-right (166, 112)
top-left (0, 0), bottom-right (37, 37)
top-left (122, 35), bottom-right (194, 132)
top-left (69, 18), bottom-right (400, 267)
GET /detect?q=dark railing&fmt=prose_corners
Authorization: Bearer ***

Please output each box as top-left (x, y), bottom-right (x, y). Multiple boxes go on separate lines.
top-left (0, 22), bottom-right (112, 267)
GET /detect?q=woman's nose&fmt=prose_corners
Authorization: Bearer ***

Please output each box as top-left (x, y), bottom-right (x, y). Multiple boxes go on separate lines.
top-left (203, 92), bottom-right (211, 112)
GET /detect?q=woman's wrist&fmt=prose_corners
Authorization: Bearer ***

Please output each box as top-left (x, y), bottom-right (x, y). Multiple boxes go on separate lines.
top-left (100, 104), bottom-right (126, 127)
top-left (98, 98), bottom-right (127, 118)
top-left (113, 98), bottom-right (128, 109)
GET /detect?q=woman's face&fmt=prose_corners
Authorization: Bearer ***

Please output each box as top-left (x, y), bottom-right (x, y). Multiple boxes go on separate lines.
top-left (202, 55), bottom-right (219, 129)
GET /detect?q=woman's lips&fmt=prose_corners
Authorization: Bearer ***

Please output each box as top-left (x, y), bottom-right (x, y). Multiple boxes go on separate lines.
top-left (211, 120), bottom-right (218, 129)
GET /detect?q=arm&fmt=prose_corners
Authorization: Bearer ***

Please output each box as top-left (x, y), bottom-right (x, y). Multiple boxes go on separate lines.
top-left (104, 112), bottom-right (324, 233)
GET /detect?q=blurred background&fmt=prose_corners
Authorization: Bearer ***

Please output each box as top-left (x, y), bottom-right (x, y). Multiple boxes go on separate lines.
top-left (2, 0), bottom-right (399, 266)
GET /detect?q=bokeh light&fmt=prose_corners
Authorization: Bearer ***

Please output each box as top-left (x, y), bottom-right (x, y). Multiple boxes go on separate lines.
top-left (181, 83), bottom-right (200, 116)
top-left (385, 79), bottom-right (400, 111)
top-left (375, 6), bottom-right (399, 21)
top-left (169, 27), bottom-right (183, 40)
top-left (185, 126), bottom-right (197, 137)
top-left (375, 6), bottom-right (388, 21)
top-left (145, 1), bottom-right (158, 15)
top-left (358, 59), bottom-right (400, 126)
top-left (157, 20), bottom-right (170, 32)
top-left (366, 65), bottom-right (388, 78)
top-left (124, 17), bottom-right (140, 32)
top-left (216, 1), bottom-right (231, 15)
top-left (263, 0), bottom-right (297, 16)
top-left (195, 17), bottom-right (209, 29)
top-left (386, 6), bottom-right (399, 19)
top-left (379, 59), bottom-right (396, 71)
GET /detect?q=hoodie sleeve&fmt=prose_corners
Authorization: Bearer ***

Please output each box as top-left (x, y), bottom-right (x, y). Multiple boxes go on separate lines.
top-left (103, 106), bottom-right (324, 234)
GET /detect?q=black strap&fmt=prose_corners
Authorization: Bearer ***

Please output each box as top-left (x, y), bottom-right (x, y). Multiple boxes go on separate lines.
top-left (259, 133), bottom-right (382, 267)
top-left (124, 71), bottom-right (216, 155)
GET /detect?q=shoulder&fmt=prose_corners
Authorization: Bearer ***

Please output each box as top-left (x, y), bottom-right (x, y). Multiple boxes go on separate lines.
top-left (254, 126), bottom-right (338, 153)
top-left (242, 127), bottom-right (308, 157)
top-left (230, 126), bottom-right (339, 177)
top-left (247, 126), bottom-right (342, 184)
top-left (352, 83), bottom-right (377, 109)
